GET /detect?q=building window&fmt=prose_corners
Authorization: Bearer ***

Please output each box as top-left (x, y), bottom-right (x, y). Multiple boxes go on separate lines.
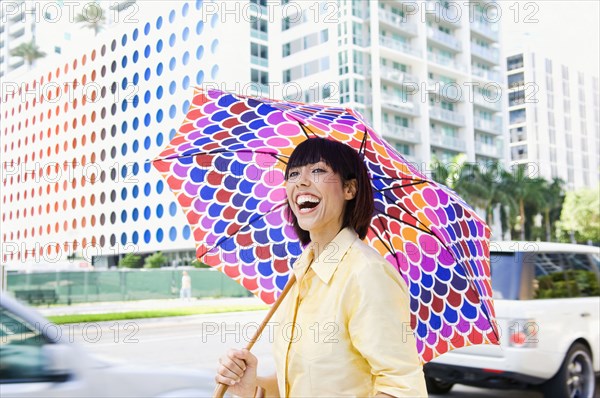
top-left (282, 43), bottom-right (290, 57)
top-left (251, 69), bottom-right (268, 85)
top-left (509, 108), bottom-right (526, 124)
top-left (507, 54), bottom-right (524, 71)
top-left (282, 69), bottom-right (291, 83)
top-left (250, 16), bottom-right (267, 35)
top-left (251, 43), bottom-right (268, 59)
top-left (545, 58), bottom-right (553, 74)
top-left (282, 17), bottom-right (291, 31)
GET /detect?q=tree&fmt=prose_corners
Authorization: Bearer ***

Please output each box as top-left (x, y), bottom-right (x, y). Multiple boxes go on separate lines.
top-left (144, 252), bottom-right (167, 268)
top-left (504, 164), bottom-right (546, 240)
top-left (539, 178), bottom-right (565, 242)
top-left (558, 187), bottom-right (600, 243)
top-left (75, 2), bottom-right (106, 35)
top-left (119, 253), bottom-right (142, 268)
top-left (10, 40), bottom-right (46, 67)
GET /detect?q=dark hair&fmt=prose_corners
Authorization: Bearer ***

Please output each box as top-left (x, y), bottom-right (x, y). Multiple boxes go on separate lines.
top-left (284, 137), bottom-right (374, 244)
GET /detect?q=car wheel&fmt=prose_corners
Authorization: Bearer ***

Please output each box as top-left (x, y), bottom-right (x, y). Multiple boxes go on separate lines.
top-left (425, 375), bottom-right (454, 394)
top-left (542, 343), bottom-right (595, 398)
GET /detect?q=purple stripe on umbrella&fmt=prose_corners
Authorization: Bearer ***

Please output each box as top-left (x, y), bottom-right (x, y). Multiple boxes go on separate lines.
top-left (195, 117), bottom-right (212, 128)
top-left (409, 262), bottom-right (421, 281)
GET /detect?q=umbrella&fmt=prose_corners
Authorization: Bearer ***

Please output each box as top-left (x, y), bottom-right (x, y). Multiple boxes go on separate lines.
top-left (152, 89), bottom-right (500, 365)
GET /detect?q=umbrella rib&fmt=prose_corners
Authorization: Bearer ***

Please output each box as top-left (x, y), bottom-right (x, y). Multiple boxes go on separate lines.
top-left (375, 181), bottom-right (429, 192)
top-left (151, 149), bottom-right (290, 165)
top-left (370, 214), bottom-right (397, 258)
top-left (358, 127), bottom-right (368, 156)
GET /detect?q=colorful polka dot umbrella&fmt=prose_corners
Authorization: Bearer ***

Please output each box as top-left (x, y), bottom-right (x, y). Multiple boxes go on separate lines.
top-left (153, 88), bottom-right (499, 362)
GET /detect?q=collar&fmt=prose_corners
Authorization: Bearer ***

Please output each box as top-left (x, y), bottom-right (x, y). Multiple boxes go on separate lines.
top-left (292, 227), bottom-right (359, 285)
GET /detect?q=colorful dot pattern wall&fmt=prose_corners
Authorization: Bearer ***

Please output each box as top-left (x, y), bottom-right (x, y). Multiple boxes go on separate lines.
top-left (1, 1), bottom-right (220, 264)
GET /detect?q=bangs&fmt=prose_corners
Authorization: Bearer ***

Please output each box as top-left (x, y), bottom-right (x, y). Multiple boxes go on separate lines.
top-left (285, 138), bottom-right (344, 179)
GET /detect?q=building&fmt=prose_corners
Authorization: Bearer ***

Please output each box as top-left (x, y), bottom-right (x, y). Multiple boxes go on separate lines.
top-left (263, 0), bottom-right (508, 166)
top-left (506, 52), bottom-right (600, 189)
top-left (1, 0), bottom-right (508, 268)
top-left (0, 0), bottom-right (38, 78)
top-left (1, 1), bottom-right (241, 268)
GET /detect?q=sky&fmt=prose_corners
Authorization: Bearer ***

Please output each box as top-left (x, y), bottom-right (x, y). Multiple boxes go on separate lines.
top-left (500, 0), bottom-right (600, 76)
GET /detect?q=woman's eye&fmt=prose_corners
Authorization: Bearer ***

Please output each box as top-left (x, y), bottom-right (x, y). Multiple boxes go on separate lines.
top-left (288, 171), bottom-right (299, 179)
top-left (312, 168), bottom-right (326, 173)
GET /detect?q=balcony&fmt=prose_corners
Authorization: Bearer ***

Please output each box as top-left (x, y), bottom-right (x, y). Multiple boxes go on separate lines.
top-left (472, 67), bottom-right (502, 82)
top-left (475, 141), bottom-right (503, 157)
top-left (378, 9), bottom-right (418, 36)
top-left (471, 43), bottom-right (500, 64)
top-left (379, 36), bottom-right (421, 58)
top-left (250, 29), bottom-right (267, 41)
top-left (425, 0), bottom-right (461, 26)
top-left (353, 36), bottom-right (371, 47)
top-left (251, 55), bottom-right (268, 67)
top-left (427, 79), bottom-right (460, 100)
top-left (427, 28), bottom-right (462, 52)
top-left (9, 26), bottom-right (25, 39)
top-left (429, 107), bottom-right (465, 126)
top-left (380, 66), bottom-right (418, 85)
top-left (382, 123), bottom-right (421, 144)
top-left (474, 92), bottom-right (502, 111)
top-left (470, 14), bottom-right (499, 41)
top-left (353, 64), bottom-right (369, 74)
top-left (381, 94), bottom-right (420, 116)
top-left (430, 132), bottom-right (466, 151)
top-left (474, 116), bottom-right (503, 134)
top-left (427, 52), bottom-right (466, 72)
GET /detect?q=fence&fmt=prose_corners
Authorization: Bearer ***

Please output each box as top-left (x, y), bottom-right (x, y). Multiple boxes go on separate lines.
top-left (6, 269), bottom-right (252, 305)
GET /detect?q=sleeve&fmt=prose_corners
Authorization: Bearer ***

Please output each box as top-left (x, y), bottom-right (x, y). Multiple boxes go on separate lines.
top-left (345, 255), bottom-right (428, 397)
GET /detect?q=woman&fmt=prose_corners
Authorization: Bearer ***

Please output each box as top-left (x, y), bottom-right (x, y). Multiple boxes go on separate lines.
top-left (216, 138), bottom-right (427, 397)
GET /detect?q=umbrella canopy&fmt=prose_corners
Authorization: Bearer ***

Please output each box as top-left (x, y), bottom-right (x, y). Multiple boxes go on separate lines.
top-left (153, 88), bottom-right (499, 362)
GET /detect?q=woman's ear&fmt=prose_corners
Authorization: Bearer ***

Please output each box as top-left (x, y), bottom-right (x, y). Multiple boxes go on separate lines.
top-left (344, 179), bottom-right (358, 200)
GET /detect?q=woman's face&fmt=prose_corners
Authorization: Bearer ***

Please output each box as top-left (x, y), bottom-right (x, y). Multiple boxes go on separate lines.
top-left (286, 160), bottom-right (356, 239)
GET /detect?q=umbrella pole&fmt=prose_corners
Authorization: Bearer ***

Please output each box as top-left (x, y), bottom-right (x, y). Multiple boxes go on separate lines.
top-left (213, 274), bottom-right (297, 398)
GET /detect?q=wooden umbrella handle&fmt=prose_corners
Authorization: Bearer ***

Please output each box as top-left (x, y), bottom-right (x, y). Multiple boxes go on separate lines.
top-left (213, 274), bottom-right (297, 398)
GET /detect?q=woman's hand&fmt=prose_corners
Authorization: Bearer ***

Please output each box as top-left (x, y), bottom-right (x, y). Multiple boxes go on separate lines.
top-left (215, 348), bottom-right (258, 397)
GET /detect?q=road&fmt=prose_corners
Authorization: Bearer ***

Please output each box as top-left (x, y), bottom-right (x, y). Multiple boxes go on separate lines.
top-left (66, 311), bottom-right (546, 397)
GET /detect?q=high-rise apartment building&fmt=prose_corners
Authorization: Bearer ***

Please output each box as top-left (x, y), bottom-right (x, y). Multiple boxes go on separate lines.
top-left (506, 52), bottom-right (600, 189)
top-left (263, 0), bottom-right (508, 166)
top-left (0, 1), bottom-right (37, 78)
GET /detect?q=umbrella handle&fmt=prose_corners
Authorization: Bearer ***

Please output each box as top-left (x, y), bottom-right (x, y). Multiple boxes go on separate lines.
top-left (212, 274), bottom-right (297, 398)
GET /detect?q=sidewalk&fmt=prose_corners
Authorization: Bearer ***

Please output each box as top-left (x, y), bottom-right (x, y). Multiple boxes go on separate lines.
top-left (36, 296), bottom-right (266, 317)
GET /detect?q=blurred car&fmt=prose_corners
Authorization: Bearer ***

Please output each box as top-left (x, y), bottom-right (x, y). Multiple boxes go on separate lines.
top-left (0, 292), bottom-right (214, 397)
top-left (424, 241), bottom-right (600, 398)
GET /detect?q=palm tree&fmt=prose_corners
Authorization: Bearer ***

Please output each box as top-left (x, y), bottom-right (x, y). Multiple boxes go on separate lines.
top-left (539, 178), bottom-right (565, 241)
top-left (455, 162), bottom-right (517, 230)
top-left (75, 2), bottom-right (106, 35)
top-left (504, 164), bottom-right (546, 240)
top-left (10, 40), bottom-right (46, 67)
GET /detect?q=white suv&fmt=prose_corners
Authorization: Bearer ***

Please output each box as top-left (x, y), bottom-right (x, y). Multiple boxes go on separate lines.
top-left (424, 241), bottom-right (599, 398)
top-left (0, 293), bottom-right (214, 397)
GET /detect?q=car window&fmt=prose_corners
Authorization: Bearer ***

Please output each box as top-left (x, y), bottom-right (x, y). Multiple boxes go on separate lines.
top-left (0, 307), bottom-right (51, 383)
top-left (489, 252), bottom-right (522, 300)
top-left (564, 253), bottom-right (600, 297)
top-left (532, 252), bottom-right (600, 299)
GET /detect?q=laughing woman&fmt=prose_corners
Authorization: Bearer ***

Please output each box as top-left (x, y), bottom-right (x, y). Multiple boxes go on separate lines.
top-left (216, 138), bottom-right (427, 397)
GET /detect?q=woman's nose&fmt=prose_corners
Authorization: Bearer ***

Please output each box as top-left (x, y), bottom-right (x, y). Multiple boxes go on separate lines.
top-left (295, 169), bottom-right (311, 186)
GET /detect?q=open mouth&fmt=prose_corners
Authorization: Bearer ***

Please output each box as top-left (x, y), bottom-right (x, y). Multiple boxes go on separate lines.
top-left (296, 194), bottom-right (321, 214)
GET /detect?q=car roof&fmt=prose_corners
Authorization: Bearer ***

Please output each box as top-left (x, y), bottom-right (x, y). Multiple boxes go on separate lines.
top-left (0, 292), bottom-right (59, 342)
top-left (490, 241), bottom-right (600, 254)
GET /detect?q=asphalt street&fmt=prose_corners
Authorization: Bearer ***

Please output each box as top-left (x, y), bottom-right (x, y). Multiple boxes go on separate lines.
top-left (63, 310), bottom-right (548, 397)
